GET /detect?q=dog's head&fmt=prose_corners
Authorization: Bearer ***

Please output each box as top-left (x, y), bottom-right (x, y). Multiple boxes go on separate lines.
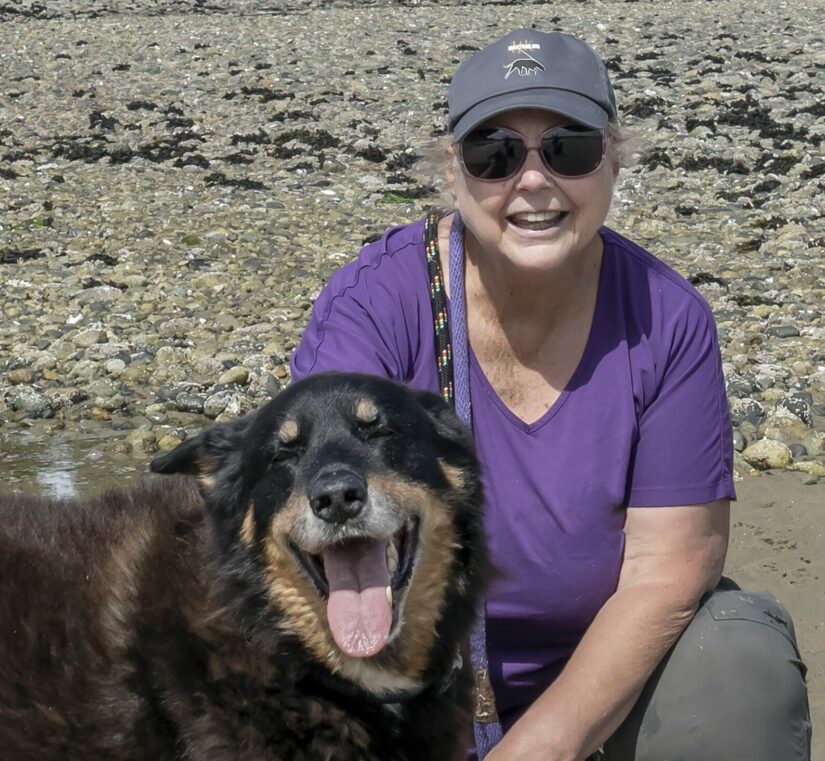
top-left (151, 372), bottom-right (487, 696)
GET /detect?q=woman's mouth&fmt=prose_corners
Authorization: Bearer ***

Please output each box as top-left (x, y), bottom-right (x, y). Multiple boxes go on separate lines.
top-left (507, 211), bottom-right (567, 231)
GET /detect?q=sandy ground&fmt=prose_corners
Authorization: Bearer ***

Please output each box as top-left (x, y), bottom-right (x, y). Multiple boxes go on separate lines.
top-left (726, 474), bottom-right (823, 758)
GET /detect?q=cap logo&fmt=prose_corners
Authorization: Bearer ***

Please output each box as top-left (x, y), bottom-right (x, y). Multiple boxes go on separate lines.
top-left (503, 41), bottom-right (544, 80)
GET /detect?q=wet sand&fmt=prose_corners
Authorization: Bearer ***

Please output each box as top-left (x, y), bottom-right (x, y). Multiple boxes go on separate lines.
top-left (727, 473), bottom-right (823, 757)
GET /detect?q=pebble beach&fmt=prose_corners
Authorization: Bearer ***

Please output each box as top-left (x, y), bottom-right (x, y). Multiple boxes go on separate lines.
top-left (1, 0), bottom-right (824, 753)
top-left (1, 0), bottom-right (823, 484)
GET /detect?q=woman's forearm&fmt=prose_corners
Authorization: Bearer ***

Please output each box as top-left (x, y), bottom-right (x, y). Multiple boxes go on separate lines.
top-left (486, 581), bottom-right (701, 761)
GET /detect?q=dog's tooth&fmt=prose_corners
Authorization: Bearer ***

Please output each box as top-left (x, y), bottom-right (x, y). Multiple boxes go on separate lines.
top-left (386, 542), bottom-right (398, 574)
top-left (386, 586), bottom-right (393, 606)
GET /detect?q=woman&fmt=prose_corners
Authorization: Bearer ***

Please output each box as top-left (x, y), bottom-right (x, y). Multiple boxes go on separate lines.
top-left (291, 29), bottom-right (810, 761)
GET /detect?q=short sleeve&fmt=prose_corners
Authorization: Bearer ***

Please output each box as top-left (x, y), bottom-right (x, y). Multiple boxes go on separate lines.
top-left (627, 298), bottom-right (735, 507)
top-left (290, 222), bottom-right (437, 389)
top-left (290, 276), bottom-right (405, 382)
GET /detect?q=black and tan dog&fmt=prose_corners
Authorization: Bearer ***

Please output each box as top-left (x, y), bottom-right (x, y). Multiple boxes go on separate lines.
top-left (0, 373), bottom-right (488, 761)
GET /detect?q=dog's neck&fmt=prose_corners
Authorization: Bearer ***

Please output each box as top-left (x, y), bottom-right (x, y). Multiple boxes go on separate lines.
top-left (304, 646), bottom-right (464, 705)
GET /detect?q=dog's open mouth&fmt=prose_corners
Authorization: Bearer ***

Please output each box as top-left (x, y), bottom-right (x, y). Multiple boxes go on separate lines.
top-left (291, 517), bottom-right (420, 658)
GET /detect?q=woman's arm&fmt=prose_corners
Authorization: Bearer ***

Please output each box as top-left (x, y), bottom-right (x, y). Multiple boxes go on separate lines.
top-left (486, 499), bottom-right (730, 761)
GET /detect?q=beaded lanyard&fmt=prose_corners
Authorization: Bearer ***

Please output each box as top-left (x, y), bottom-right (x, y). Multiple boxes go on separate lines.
top-left (424, 210), bottom-right (453, 405)
top-left (423, 209), bottom-right (503, 759)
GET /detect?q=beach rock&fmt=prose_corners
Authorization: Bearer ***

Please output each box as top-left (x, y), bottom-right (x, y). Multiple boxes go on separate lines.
top-left (73, 328), bottom-right (108, 348)
top-left (30, 352), bottom-right (58, 372)
top-left (729, 397), bottom-right (766, 426)
top-left (105, 358), bottom-right (128, 377)
top-left (156, 433), bottom-right (185, 451)
top-left (732, 430), bottom-right (748, 453)
top-left (9, 390), bottom-right (54, 419)
top-left (0, 0), bottom-right (822, 483)
top-left (787, 460), bottom-right (825, 477)
top-left (776, 396), bottom-right (814, 426)
top-left (217, 366), bottom-right (249, 386)
top-left (761, 410), bottom-right (810, 447)
top-left (742, 439), bottom-right (793, 470)
top-left (7, 368), bottom-right (35, 385)
top-left (175, 392), bottom-right (205, 414)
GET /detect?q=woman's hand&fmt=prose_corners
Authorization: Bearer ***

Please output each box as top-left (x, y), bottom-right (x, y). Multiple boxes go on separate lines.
top-left (481, 499), bottom-right (729, 761)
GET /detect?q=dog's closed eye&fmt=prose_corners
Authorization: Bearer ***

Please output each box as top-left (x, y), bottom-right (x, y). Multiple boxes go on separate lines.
top-left (356, 419), bottom-right (396, 441)
top-left (273, 444), bottom-right (304, 462)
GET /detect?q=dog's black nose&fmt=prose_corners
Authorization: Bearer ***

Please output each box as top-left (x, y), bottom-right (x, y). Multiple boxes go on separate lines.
top-left (308, 470), bottom-right (367, 524)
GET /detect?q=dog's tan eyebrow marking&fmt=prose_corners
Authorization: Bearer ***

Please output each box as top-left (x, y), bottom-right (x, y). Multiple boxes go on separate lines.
top-left (278, 418), bottom-right (299, 444)
top-left (240, 502), bottom-right (256, 547)
top-left (355, 398), bottom-right (379, 424)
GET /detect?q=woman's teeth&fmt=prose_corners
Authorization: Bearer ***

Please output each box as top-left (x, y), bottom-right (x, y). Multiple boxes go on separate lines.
top-left (509, 211), bottom-right (565, 229)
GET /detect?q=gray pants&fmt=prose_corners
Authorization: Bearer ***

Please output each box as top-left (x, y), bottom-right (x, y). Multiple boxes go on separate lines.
top-left (601, 581), bottom-right (812, 760)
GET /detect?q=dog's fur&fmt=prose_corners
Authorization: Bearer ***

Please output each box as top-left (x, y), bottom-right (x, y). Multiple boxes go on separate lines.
top-left (0, 373), bottom-right (488, 761)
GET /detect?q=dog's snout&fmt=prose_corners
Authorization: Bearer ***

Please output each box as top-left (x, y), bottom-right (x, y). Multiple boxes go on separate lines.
top-left (308, 470), bottom-right (367, 524)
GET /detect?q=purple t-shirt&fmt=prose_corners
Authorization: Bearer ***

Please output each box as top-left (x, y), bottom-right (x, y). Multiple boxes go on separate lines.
top-left (291, 217), bottom-right (735, 728)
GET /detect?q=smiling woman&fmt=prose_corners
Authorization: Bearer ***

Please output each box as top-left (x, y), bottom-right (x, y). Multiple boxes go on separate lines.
top-left (290, 27), bottom-right (810, 761)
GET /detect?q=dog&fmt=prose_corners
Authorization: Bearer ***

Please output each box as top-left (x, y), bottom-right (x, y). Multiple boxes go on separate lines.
top-left (0, 372), bottom-right (489, 761)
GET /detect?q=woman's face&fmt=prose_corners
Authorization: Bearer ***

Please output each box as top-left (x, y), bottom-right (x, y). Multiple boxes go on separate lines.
top-left (447, 108), bottom-right (618, 275)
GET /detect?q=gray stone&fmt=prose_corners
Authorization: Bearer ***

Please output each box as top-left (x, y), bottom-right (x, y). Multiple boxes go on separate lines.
top-left (765, 325), bottom-right (800, 338)
top-left (144, 403), bottom-right (170, 424)
top-left (87, 379), bottom-right (119, 398)
top-left (217, 366), bottom-right (249, 386)
top-left (73, 328), bottom-right (108, 348)
top-left (75, 286), bottom-right (122, 305)
top-left (732, 430), bottom-right (748, 453)
top-left (203, 391), bottom-right (232, 418)
top-left (125, 429), bottom-right (156, 455)
top-left (9, 390), bottom-right (54, 419)
top-left (777, 396), bottom-right (814, 426)
top-left (729, 397), bottom-right (766, 426)
top-left (153, 346), bottom-right (190, 370)
top-left (788, 443), bottom-right (808, 459)
top-left (105, 358), bottom-right (128, 377)
top-left (175, 393), bottom-right (205, 414)
top-left (216, 394), bottom-right (244, 422)
top-left (30, 352), bottom-right (58, 372)
top-left (68, 359), bottom-right (100, 382)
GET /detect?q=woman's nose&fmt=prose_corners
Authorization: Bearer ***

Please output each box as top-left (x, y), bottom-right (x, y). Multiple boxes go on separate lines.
top-left (515, 147), bottom-right (556, 190)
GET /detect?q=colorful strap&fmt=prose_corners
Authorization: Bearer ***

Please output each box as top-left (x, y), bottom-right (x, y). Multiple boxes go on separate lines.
top-left (423, 210), bottom-right (503, 759)
top-left (424, 210), bottom-right (454, 405)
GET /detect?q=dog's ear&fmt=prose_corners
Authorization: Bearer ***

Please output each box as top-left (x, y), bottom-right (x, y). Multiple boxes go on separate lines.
top-left (410, 389), bottom-right (474, 449)
top-left (150, 417), bottom-right (246, 476)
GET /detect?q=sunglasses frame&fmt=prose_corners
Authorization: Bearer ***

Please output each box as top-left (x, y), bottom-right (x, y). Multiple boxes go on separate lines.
top-left (457, 124), bottom-right (608, 183)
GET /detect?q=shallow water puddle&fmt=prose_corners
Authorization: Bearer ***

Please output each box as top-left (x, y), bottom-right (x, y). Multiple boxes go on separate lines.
top-left (0, 429), bottom-right (144, 498)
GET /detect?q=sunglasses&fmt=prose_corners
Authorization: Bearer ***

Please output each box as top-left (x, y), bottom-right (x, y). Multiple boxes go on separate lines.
top-left (458, 124), bottom-right (607, 181)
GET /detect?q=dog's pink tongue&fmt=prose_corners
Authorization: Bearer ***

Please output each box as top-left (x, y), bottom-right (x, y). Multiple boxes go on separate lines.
top-left (323, 538), bottom-right (391, 658)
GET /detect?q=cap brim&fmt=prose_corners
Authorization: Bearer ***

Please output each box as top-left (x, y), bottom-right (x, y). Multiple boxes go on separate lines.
top-left (451, 88), bottom-right (609, 141)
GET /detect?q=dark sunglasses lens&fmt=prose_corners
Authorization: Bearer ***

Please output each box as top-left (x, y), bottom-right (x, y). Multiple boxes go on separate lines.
top-left (461, 128), bottom-right (525, 180)
top-left (541, 127), bottom-right (604, 177)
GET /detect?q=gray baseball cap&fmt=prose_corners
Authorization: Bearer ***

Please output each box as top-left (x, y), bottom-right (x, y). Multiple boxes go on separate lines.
top-left (448, 29), bottom-right (617, 141)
